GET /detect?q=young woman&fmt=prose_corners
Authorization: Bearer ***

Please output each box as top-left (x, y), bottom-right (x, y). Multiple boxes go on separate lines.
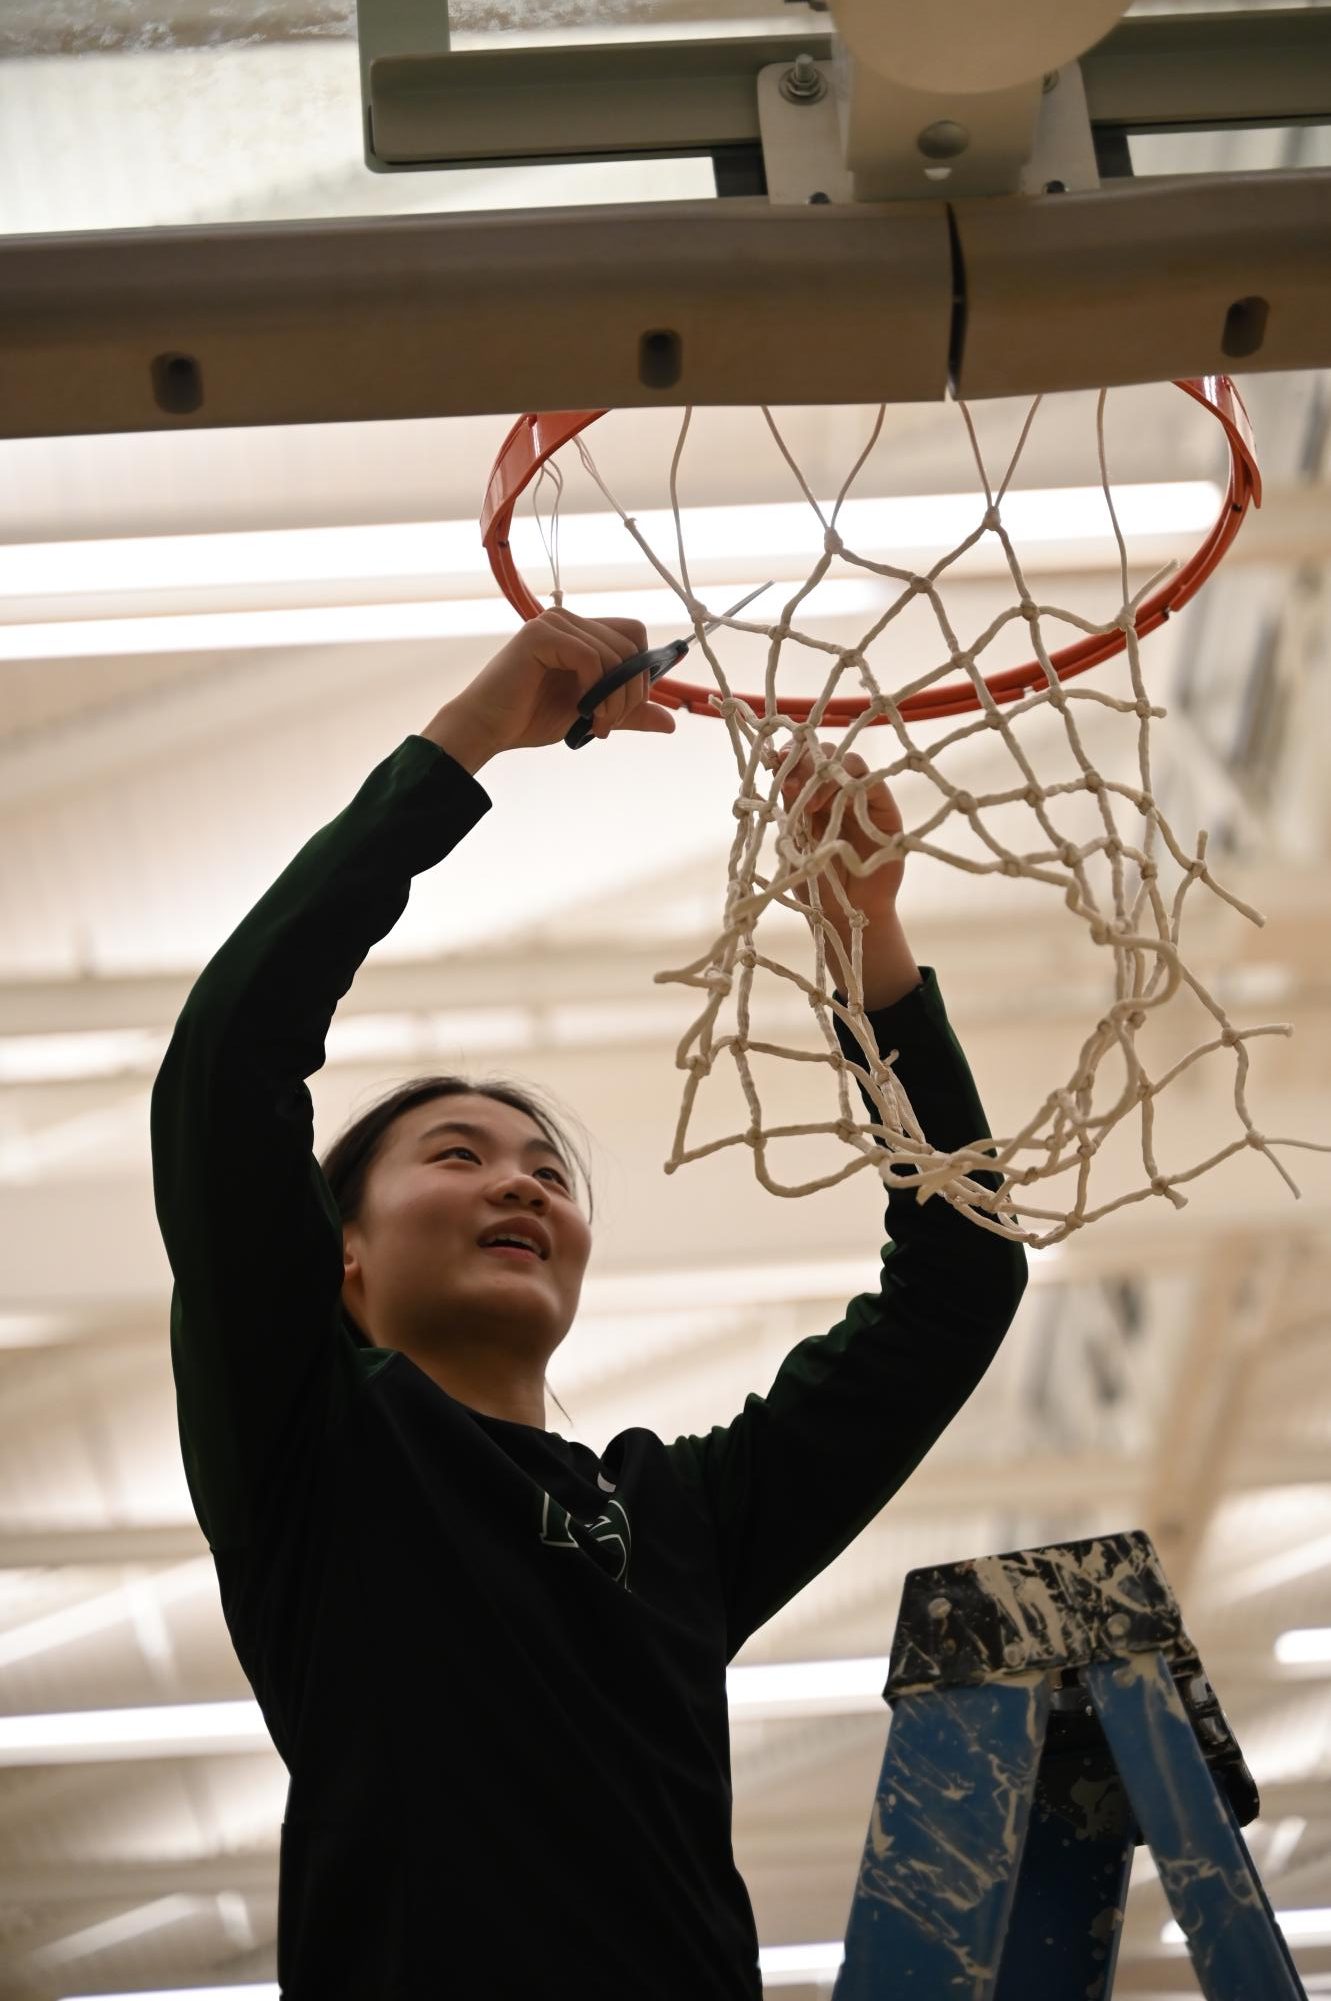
top-left (150, 607), bottom-right (1027, 2000)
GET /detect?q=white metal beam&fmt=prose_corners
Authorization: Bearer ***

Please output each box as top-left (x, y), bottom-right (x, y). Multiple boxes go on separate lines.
top-left (0, 1453), bottom-right (1147, 1573)
top-left (1, 843), bottom-right (1326, 1036)
top-left (1147, 1238), bottom-right (1293, 1595)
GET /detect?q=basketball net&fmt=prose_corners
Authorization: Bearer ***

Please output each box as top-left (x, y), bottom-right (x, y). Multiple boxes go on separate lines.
top-left (527, 394), bottom-right (1327, 1248)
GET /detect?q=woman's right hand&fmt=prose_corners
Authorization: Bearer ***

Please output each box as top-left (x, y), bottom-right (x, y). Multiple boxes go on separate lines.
top-left (421, 608), bottom-right (679, 772)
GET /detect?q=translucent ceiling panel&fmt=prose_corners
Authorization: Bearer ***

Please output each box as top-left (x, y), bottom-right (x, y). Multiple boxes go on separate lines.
top-left (0, 2), bottom-right (828, 234)
top-left (2, 1), bottom-right (826, 60)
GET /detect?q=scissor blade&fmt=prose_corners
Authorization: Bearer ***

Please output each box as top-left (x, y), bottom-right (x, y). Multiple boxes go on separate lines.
top-left (698, 580), bottom-right (774, 638)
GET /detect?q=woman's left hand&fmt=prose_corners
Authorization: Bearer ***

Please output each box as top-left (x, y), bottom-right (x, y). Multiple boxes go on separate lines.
top-left (777, 741), bottom-right (921, 1011)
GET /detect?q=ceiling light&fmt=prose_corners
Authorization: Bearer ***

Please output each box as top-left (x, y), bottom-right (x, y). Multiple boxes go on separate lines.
top-left (5, 1651), bottom-right (898, 1762)
top-left (1164, 1907), bottom-right (1331, 1945)
top-left (0, 1029), bottom-right (163, 1086)
top-left (0, 1700), bottom-right (269, 1765)
top-left (1275, 1628), bottom-right (1331, 1665)
top-left (0, 481), bottom-right (1219, 662)
top-left (0, 484), bottom-right (1217, 601)
top-left (58, 1952), bottom-right (856, 2001)
top-left (60, 1989), bottom-right (276, 2001)
top-left (727, 1655), bottom-right (890, 1719)
top-left (0, 579), bottom-right (881, 662)
top-left (759, 1942), bottom-right (845, 1985)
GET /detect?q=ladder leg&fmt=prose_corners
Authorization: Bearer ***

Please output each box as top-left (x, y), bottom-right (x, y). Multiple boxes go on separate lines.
top-left (833, 1676), bottom-right (1051, 2001)
top-left (1087, 1652), bottom-right (1308, 2001)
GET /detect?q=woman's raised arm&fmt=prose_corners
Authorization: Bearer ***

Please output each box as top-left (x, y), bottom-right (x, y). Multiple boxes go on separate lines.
top-left (151, 608), bottom-right (669, 1551)
top-left (150, 736), bottom-right (491, 1550)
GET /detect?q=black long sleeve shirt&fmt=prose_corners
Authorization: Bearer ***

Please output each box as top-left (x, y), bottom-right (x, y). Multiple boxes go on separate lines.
top-left (149, 732), bottom-right (1027, 2000)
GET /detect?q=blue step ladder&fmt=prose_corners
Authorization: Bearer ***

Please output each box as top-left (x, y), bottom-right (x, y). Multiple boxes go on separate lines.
top-left (833, 1529), bottom-right (1306, 2001)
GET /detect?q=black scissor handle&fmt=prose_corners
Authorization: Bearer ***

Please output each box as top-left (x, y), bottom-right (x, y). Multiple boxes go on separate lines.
top-left (563, 638), bottom-right (690, 750)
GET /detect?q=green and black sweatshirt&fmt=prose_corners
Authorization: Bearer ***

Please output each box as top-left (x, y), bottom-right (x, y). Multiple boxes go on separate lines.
top-left (149, 733), bottom-right (1027, 2001)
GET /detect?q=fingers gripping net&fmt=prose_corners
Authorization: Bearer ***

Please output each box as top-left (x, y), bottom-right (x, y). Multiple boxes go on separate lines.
top-left (540, 397), bottom-right (1326, 1249)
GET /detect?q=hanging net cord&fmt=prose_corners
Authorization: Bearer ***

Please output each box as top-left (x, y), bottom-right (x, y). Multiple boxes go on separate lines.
top-left (533, 395), bottom-right (1328, 1248)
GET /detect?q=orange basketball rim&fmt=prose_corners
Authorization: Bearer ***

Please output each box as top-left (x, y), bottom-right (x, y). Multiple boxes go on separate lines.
top-left (479, 378), bottom-right (1261, 727)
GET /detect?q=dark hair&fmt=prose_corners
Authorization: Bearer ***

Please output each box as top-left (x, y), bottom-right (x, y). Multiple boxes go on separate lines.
top-left (320, 1075), bottom-right (592, 1429)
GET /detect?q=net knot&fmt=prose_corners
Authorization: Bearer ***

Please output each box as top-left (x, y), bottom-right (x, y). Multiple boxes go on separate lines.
top-left (1084, 772), bottom-right (1104, 794)
top-left (1000, 857), bottom-right (1022, 878)
top-left (1024, 784), bottom-right (1042, 807)
top-left (1129, 1009), bottom-right (1147, 1030)
top-left (906, 751), bottom-right (926, 773)
top-left (1060, 843), bottom-right (1080, 869)
top-left (1222, 1026), bottom-right (1241, 1049)
top-left (953, 791), bottom-right (976, 815)
top-left (1116, 608), bottom-right (1138, 634)
top-left (1246, 1130), bottom-right (1267, 1148)
top-left (1150, 1175), bottom-right (1170, 1194)
top-left (909, 574), bottom-right (930, 596)
top-left (1020, 599), bottom-right (1039, 624)
top-left (824, 527), bottom-right (844, 556)
top-left (982, 505), bottom-right (1001, 532)
top-left (1139, 861), bottom-right (1158, 882)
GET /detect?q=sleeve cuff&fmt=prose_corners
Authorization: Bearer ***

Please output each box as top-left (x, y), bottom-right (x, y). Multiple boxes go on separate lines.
top-left (831, 968), bottom-right (998, 1172)
top-left (408, 732), bottom-right (495, 815)
top-left (832, 967), bottom-right (949, 1062)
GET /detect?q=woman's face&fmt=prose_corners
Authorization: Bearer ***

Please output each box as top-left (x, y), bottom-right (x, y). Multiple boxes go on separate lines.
top-left (341, 1093), bottom-right (592, 1358)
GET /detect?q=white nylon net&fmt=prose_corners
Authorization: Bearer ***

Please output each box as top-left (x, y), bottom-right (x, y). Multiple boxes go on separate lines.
top-left (531, 393), bottom-right (1327, 1248)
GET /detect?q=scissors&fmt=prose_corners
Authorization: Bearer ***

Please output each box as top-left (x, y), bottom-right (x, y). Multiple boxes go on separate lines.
top-left (563, 582), bottom-right (775, 750)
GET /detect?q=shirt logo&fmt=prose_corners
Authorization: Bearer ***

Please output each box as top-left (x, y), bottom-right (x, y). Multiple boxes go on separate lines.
top-left (539, 1489), bottom-right (633, 1589)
